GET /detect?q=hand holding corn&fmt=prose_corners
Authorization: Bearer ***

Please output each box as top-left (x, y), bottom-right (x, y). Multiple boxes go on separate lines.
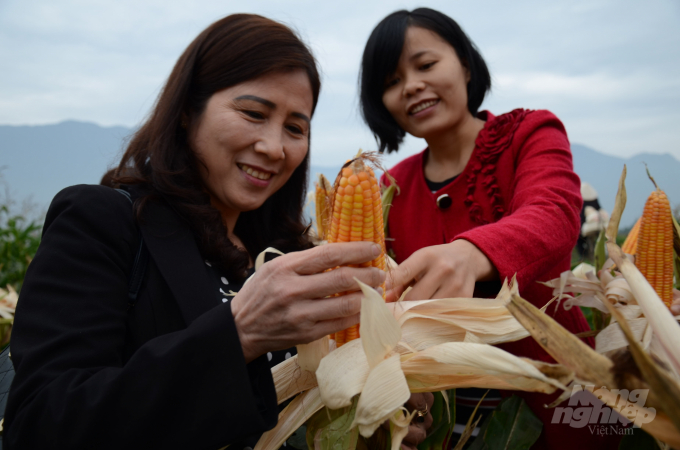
top-left (230, 242), bottom-right (385, 363)
top-left (385, 239), bottom-right (498, 302)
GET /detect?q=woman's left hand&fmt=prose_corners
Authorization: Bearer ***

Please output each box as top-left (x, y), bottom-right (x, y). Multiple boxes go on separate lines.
top-left (385, 240), bottom-right (497, 302)
top-left (401, 393), bottom-right (435, 450)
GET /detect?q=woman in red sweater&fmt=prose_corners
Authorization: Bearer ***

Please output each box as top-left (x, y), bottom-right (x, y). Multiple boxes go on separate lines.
top-left (359, 8), bottom-right (620, 449)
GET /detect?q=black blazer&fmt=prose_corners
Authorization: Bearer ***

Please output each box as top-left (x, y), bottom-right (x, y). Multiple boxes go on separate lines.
top-left (4, 185), bottom-right (278, 449)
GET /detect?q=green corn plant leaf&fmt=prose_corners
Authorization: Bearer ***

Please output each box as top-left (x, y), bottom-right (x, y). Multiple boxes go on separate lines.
top-left (618, 427), bottom-right (660, 450)
top-left (467, 396), bottom-right (542, 450)
top-left (305, 398), bottom-right (359, 450)
top-left (286, 425), bottom-right (308, 449)
top-left (672, 213), bottom-right (680, 290)
top-left (594, 226), bottom-right (607, 273)
top-left (381, 184), bottom-right (397, 235)
top-left (417, 390), bottom-right (456, 450)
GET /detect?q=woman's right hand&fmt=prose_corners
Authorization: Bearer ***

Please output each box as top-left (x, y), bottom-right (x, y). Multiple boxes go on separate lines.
top-left (230, 242), bottom-right (385, 362)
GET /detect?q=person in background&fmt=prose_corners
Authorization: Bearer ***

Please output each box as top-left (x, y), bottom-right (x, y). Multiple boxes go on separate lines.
top-left (359, 8), bottom-right (620, 449)
top-left (576, 181), bottom-right (609, 259)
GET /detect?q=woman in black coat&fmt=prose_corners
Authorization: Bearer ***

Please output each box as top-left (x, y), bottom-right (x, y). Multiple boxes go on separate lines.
top-left (4, 14), bottom-right (384, 449)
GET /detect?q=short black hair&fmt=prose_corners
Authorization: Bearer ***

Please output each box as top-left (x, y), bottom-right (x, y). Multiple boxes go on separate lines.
top-left (360, 8), bottom-right (491, 153)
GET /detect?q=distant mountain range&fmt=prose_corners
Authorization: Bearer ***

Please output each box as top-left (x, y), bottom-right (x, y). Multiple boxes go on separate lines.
top-left (1, 121), bottom-right (678, 227)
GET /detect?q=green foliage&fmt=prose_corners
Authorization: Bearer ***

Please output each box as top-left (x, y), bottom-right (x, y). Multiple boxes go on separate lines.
top-left (618, 427), bottom-right (659, 449)
top-left (305, 398), bottom-right (359, 450)
top-left (468, 396), bottom-right (542, 450)
top-left (580, 306), bottom-right (596, 330)
top-left (594, 227), bottom-right (607, 273)
top-left (418, 390), bottom-right (456, 450)
top-left (0, 204), bottom-right (42, 291)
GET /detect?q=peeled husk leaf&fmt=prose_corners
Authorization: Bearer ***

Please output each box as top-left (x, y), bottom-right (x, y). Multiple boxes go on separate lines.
top-left (262, 278), bottom-right (573, 449)
top-left (316, 339), bottom-right (369, 409)
top-left (356, 279), bottom-right (401, 369)
top-left (600, 283), bottom-right (680, 431)
top-left (352, 354), bottom-right (411, 437)
top-left (272, 354), bottom-right (318, 404)
top-left (401, 342), bottom-right (569, 394)
top-left (572, 262), bottom-right (596, 280)
top-left (604, 165), bottom-right (680, 375)
top-left (506, 293), bottom-right (616, 387)
top-left (296, 334), bottom-right (329, 373)
top-left (254, 387), bottom-right (323, 450)
top-left (388, 278), bottom-right (529, 351)
top-left (607, 242), bottom-right (680, 376)
top-left (541, 264), bottom-right (635, 314)
top-left (597, 388), bottom-right (680, 448)
top-left (389, 408), bottom-right (417, 450)
top-left (595, 317), bottom-right (648, 355)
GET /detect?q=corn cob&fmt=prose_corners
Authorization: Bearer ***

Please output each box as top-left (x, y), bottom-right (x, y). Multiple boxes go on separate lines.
top-left (621, 217), bottom-right (641, 255)
top-left (635, 173), bottom-right (674, 308)
top-left (327, 156), bottom-right (387, 346)
top-left (314, 174), bottom-right (332, 240)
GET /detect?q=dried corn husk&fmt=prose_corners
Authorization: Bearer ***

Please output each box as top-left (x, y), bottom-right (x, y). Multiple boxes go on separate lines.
top-left (507, 166), bottom-right (680, 448)
top-left (602, 167), bottom-right (680, 375)
top-left (388, 408), bottom-right (417, 450)
top-left (597, 389), bottom-right (680, 448)
top-left (388, 278), bottom-right (529, 351)
top-left (254, 387), bottom-right (323, 450)
top-left (272, 354), bottom-right (318, 404)
top-left (541, 262), bottom-right (635, 314)
top-left (351, 354), bottom-right (410, 437)
top-left (506, 292), bottom-right (616, 387)
top-left (258, 279), bottom-right (571, 450)
top-left (608, 243), bottom-right (680, 376)
top-left (401, 342), bottom-right (570, 393)
top-left (358, 280), bottom-right (401, 369)
top-left (296, 335), bottom-right (330, 373)
top-left (595, 317), bottom-right (648, 355)
top-left (601, 293), bottom-right (680, 429)
top-left (316, 339), bottom-right (370, 410)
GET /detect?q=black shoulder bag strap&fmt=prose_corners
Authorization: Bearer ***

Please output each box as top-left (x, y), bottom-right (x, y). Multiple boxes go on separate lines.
top-left (114, 188), bottom-right (149, 304)
top-left (0, 189), bottom-right (149, 431)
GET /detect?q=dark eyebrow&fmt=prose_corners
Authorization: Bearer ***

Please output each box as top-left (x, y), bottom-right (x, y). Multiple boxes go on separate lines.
top-left (235, 94), bottom-right (310, 124)
top-left (409, 50), bottom-right (430, 62)
top-left (292, 112), bottom-right (310, 124)
top-left (235, 95), bottom-right (275, 108)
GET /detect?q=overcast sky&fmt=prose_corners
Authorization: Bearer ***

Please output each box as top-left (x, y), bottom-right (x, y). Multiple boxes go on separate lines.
top-left (1, 0), bottom-right (679, 168)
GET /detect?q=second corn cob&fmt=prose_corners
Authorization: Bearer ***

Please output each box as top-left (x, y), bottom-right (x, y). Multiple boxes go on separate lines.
top-left (314, 174), bottom-right (332, 240)
top-left (621, 217), bottom-right (641, 255)
top-left (635, 173), bottom-right (674, 308)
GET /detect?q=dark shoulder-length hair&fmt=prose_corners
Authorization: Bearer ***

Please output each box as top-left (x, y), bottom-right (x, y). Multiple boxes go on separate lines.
top-left (114, 14), bottom-right (320, 282)
top-left (360, 8), bottom-right (491, 153)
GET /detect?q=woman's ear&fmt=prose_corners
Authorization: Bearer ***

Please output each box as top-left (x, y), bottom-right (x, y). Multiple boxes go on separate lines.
top-left (180, 112), bottom-right (189, 129)
top-left (462, 59), bottom-right (471, 84)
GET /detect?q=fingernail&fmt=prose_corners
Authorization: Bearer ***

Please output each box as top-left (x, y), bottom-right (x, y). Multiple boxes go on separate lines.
top-left (372, 244), bottom-right (381, 257)
top-left (672, 305), bottom-right (680, 315)
top-left (376, 287), bottom-right (384, 296)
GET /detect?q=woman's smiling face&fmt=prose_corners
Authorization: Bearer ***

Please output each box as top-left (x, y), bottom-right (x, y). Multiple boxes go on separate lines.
top-left (382, 26), bottom-right (472, 140)
top-left (189, 69), bottom-right (313, 224)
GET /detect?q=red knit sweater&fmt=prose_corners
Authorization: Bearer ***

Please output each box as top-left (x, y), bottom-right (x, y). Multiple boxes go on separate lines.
top-left (383, 109), bottom-right (619, 449)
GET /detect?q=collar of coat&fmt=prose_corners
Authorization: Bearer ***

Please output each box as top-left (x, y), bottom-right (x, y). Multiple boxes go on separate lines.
top-left (135, 193), bottom-right (218, 326)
